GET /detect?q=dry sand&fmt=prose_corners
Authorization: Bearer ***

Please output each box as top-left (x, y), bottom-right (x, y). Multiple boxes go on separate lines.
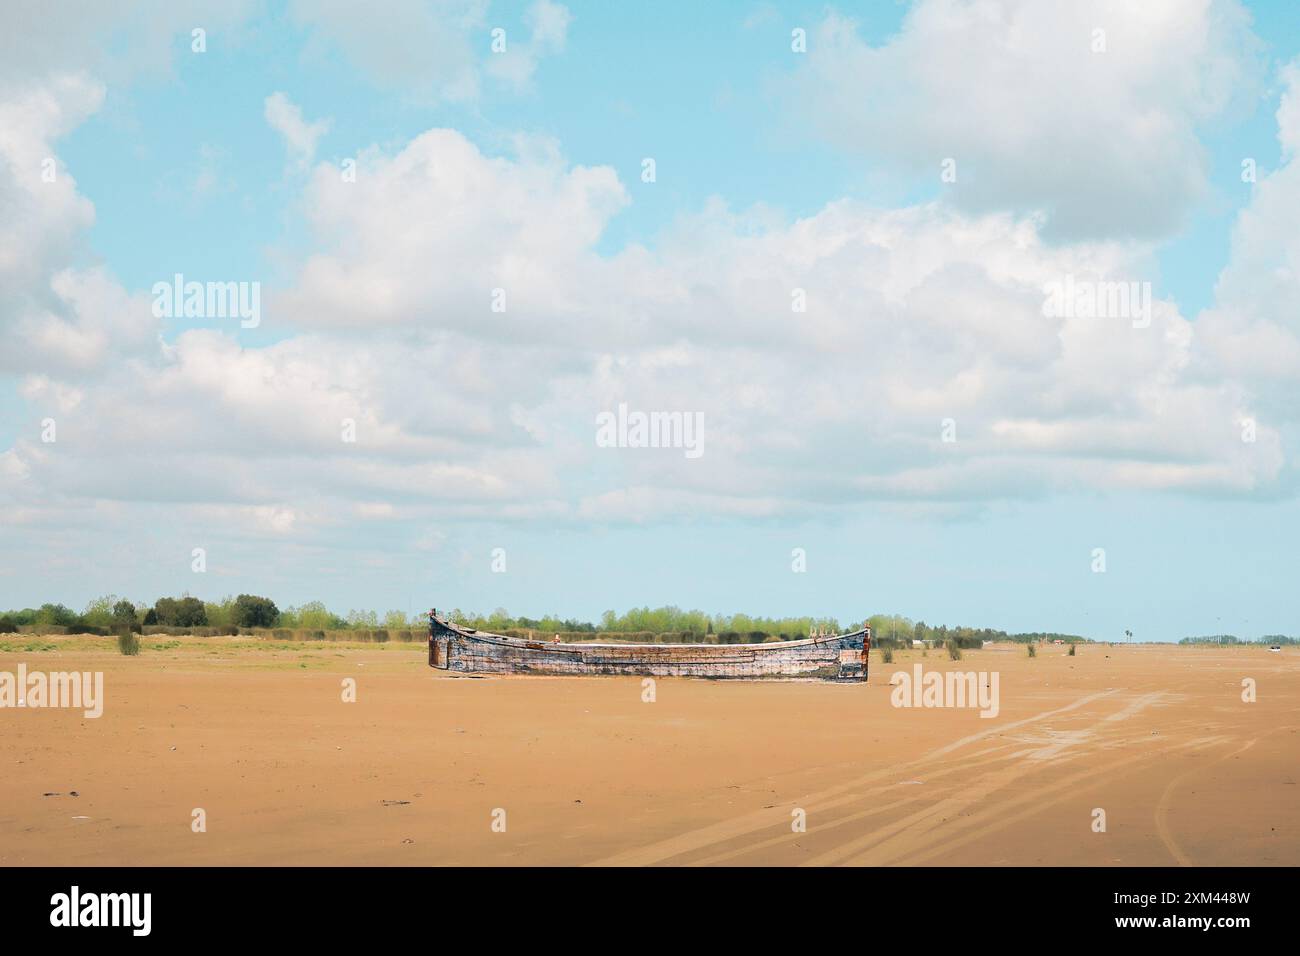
top-left (1, 637), bottom-right (1296, 865)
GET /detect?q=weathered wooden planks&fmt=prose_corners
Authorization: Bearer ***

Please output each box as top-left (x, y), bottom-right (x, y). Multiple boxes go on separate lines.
top-left (426, 612), bottom-right (870, 682)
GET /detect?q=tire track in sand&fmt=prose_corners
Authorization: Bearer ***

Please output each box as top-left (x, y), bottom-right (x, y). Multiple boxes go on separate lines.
top-left (827, 734), bottom-right (1231, 866)
top-left (588, 689), bottom-right (1118, 866)
top-left (1154, 736), bottom-right (1260, 866)
top-left (801, 692), bottom-right (1176, 866)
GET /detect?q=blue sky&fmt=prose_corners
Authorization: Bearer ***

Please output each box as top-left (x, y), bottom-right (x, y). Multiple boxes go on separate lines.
top-left (2, 1), bottom-right (1299, 640)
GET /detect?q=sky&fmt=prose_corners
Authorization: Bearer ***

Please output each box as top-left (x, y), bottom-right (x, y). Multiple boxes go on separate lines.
top-left (2, 0), bottom-right (1299, 641)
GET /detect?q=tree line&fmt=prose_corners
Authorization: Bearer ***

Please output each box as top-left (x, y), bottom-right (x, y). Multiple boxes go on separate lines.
top-left (435, 607), bottom-right (1090, 645)
top-left (0, 595), bottom-right (428, 635)
top-left (1178, 634), bottom-right (1298, 645)
top-left (2, 596), bottom-right (1093, 643)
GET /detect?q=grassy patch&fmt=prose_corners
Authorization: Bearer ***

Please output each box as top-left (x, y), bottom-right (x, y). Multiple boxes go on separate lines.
top-left (0, 639), bottom-right (59, 653)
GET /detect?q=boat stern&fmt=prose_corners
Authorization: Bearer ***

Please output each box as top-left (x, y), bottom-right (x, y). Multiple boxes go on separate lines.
top-left (428, 608), bottom-right (451, 669)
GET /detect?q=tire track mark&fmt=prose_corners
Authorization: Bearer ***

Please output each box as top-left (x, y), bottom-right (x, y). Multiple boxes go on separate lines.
top-left (589, 689), bottom-right (1119, 866)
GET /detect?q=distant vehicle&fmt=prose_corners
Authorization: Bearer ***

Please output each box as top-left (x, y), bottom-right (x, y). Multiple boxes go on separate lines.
top-left (1269, 645), bottom-right (1281, 653)
top-left (1053, 639), bottom-right (1064, 645)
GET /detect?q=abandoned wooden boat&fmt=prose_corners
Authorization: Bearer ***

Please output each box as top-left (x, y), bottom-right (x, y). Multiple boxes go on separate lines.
top-left (427, 610), bottom-right (870, 681)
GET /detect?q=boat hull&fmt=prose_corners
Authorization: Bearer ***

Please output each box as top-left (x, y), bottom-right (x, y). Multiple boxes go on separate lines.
top-left (427, 615), bottom-right (870, 682)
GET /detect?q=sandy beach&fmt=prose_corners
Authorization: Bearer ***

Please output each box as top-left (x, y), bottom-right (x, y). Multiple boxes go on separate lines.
top-left (2, 638), bottom-right (1296, 866)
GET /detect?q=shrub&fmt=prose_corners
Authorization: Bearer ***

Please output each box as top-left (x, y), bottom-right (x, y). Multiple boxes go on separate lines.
top-left (116, 632), bottom-right (141, 656)
top-left (1027, 643), bottom-right (1037, 658)
top-left (946, 639), bottom-right (962, 661)
top-left (881, 648), bottom-right (893, 664)
top-left (0, 615), bottom-right (16, 634)
top-left (1068, 643), bottom-right (1076, 657)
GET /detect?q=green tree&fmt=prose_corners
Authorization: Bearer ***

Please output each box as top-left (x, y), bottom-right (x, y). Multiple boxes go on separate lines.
top-left (345, 608), bottom-right (379, 629)
top-left (36, 603), bottom-right (78, 627)
top-left (81, 595), bottom-right (118, 628)
top-left (290, 601), bottom-right (341, 630)
top-left (111, 600), bottom-right (140, 632)
top-left (233, 594), bottom-right (279, 628)
top-left (153, 596), bottom-right (207, 627)
top-left (204, 595), bottom-right (237, 629)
